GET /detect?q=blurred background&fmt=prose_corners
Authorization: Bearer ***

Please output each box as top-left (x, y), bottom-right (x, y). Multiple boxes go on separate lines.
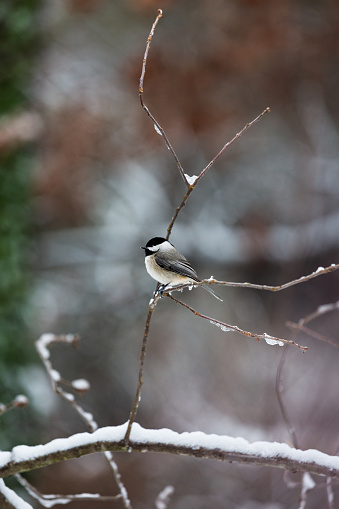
top-left (1, 0), bottom-right (339, 507)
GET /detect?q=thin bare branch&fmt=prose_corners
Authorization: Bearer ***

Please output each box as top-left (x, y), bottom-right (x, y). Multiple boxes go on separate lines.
top-left (166, 186), bottom-right (193, 239)
top-left (276, 347), bottom-right (300, 449)
top-left (197, 263), bottom-right (339, 292)
top-left (165, 293), bottom-right (307, 351)
top-left (166, 109), bottom-right (270, 239)
top-left (124, 293), bottom-right (161, 442)
top-left (139, 9), bottom-right (187, 185)
top-left (286, 322), bottom-right (338, 348)
top-left (285, 299), bottom-right (339, 348)
top-left (326, 476), bottom-right (335, 509)
top-left (195, 107), bottom-right (270, 184)
top-left (293, 300), bottom-right (339, 326)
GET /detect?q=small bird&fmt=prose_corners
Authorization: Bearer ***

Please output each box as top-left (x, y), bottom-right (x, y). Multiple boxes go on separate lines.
top-left (141, 236), bottom-right (222, 301)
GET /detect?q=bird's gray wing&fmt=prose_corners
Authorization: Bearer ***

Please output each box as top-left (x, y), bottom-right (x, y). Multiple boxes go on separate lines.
top-left (155, 253), bottom-right (200, 282)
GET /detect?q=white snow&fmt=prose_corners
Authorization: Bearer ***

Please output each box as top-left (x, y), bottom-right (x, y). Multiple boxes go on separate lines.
top-left (1, 423), bottom-right (338, 474)
top-left (0, 451), bottom-right (11, 468)
top-left (184, 174), bottom-right (198, 186)
top-left (315, 266), bottom-right (325, 273)
top-left (302, 472), bottom-right (316, 490)
top-left (154, 123), bottom-right (162, 136)
top-left (14, 395), bottom-right (29, 406)
top-left (317, 302), bottom-right (339, 314)
top-left (155, 485), bottom-right (174, 509)
top-left (37, 333), bottom-right (55, 359)
top-left (71, 379), bottom-right (90, 391)
top-left (50, 370), bottom-right (60, 382)
top-left (0, 479), bottom-right (33, 508)
top-left (209, 320), bottom-right (233, 332)
top-left (63, 392), bottom-right (74, 402)
top-left (263, 334), bottom-right (284, 347)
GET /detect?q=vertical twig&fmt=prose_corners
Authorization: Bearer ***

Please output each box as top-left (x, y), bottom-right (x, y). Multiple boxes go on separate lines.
top-left (166, 187), bottom-right (193, 239)
top-left (139, 9), bottom-right (188, 186)
top-left (128, 8), bottom-right (272, 444)
top-left (276, 347), bottom-right (300, 449)
top-left (124, 298), bottom-right (159, 442)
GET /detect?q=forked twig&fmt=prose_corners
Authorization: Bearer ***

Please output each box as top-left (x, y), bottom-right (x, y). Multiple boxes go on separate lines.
top-left (125, 10), bottom-right (273, 442)
top-left (15, 474), bottom-right (122, 506)
top-left (35, 334), bottom-right (132, 509)
top-left (139, 10), bottom-right (270, 239)
top-left (139, 9), bottom-right (187, 185)
top-left (286, 299), bottom-right (339, 348)
top-left (166, 108), bottom-right (270, 239)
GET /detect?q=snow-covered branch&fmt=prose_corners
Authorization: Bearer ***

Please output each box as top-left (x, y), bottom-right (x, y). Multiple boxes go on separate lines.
top-left (0, 479), bottom-right (33, 509)
top-left (1, 424), bottom-right (338, 480)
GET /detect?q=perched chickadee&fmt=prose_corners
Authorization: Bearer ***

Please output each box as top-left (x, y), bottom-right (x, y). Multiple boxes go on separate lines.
top-left (141, 237), bottom-right (222, 301)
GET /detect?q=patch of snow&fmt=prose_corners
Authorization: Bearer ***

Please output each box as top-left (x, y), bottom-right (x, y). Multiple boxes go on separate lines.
top-left (184, 174), bottom-right (198, 186)
top-left (263, 334), bottom-right (284, 347)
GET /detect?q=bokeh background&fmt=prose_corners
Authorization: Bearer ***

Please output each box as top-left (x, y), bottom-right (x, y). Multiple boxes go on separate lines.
top-left (1, 0), bottom-right (339, 507)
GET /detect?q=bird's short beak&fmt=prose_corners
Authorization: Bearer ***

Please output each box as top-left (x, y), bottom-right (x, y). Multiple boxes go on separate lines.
top-left (141, 246), bottom-right (146, 250)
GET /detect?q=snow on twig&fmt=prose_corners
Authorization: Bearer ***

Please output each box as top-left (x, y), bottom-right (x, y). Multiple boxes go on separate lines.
top-left (35, 334), bottom-right (132, 509)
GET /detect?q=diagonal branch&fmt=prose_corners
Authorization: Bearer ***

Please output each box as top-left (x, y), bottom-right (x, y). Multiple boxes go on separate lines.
top-left (166, 294), bottom-right (307, 351)
top-left (166, 108), bottom-right (270, 239)
top-left (195, 107), bottom-right (270, 185)
top-left (0, 479), bottom-right (33, 509)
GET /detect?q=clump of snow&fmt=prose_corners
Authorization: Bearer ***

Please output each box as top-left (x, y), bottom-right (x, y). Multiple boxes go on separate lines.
top-left (263, 333), bottom-right (284, 347)
top-left (210, 321), bottom-right (233, 332)
top-left (318, 302), bottom-right (339, 314)
top-left (315, 266), bottom-right (325, 273)
top-left (37, 333), bottom-right (55, 359)
top-left (14, 395), bottom-right (29, 407)
top-left (0, 479), bottom-right (33, 508)
top-left (155, 485), bottom-right (174, 509)
top-left (184, 174), bottom-right (198, 186)
top-left (154, 123), bottom-right (162, 136)
top-left (50, 370), bottom-right (60, 382)
top-left (72, 379), bottom-right (90, 392)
